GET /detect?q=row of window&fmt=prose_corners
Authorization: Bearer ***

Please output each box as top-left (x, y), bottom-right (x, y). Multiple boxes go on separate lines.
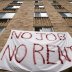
top-left (4, 4), bottom-right (44, 10)
top-left (34, 0), bottom-right (48, 17)
top-left (34, 12), bottom-right (72, 18)
top-left (0, 1), bottom-right (23, 19)
top-left (34, 0), bottom-right (72, 33)
top-left (49, 0), bottom-right (72, 4)
top-left (0, 0), bottom-right (71, 19)
top-left (50, 0), bottom-right (72, 18)
top-left (4, 1), bottom-right (23, 10)
top-left (34, 0), bottom-right (72, 18)
top-left (0, 0), bottom-right (23, 34)
top-left (34, 0), bottom-right (52, 32)
top-left (0, 0), bottom-right (72, 34)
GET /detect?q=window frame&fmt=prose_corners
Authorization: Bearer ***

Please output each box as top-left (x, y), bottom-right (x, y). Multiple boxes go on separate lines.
top-left (34, 27), bottom-right (53, 32)
top-left (4, 5), bottom-right (20, 10)
top-left (34, 12), bottom-right (48, 17)
top-left (0, 12), bottom-right (15, 19)
top-left (59, 12), bottom-right (72, 18)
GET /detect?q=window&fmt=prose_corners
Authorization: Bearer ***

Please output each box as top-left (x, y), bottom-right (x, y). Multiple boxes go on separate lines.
top-left (69, 1), bottom-right (72, 3)
top-left (4, 6), bottom-right (12, 10)
top-left (39, 5), bottom-right (44, 8)
top-left (35, 5), bottom-right (44, 9)
top-left (4, 6), bottom-right (20, 10)
top-left (17, 1), bottom-right (23, 4)
top-left (0, 28), bottom-right (3, 32)
top-left (0, 13), bottom-right (15, 19)
top-left (40, 13), bottom-right (48, 17)
top-left (34, 12), bottom-right (48, 17)
top-left (60, 12), bottom-right (67, 17)
top-left (64, 13), bottom-right (72, 17)
top-left (53, 5), bottom-right (64, 9)
top-left (34, 27), bottom-right (53, 32)
top-left (12, 1), bottom-right (23, 4)
top-left (59, 12), bottom-right (72, 17)
top-left (35, 1), bottom-right (38, 3)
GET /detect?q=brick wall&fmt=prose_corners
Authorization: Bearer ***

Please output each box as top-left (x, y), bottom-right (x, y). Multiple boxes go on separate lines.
top-left (0, 0), bottom-right (72, 72)
top-left (0, 0), bottom-right (34, 72)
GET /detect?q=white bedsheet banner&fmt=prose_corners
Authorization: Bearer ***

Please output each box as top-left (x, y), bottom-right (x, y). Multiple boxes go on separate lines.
top-left (0, 30), bottom-right (72, 72)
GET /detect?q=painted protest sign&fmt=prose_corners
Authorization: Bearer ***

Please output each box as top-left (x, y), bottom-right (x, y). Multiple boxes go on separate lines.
top-left (0, 30), bottom-right (72, 72)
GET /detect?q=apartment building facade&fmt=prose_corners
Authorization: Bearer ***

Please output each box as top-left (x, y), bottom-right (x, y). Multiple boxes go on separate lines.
top-left (0, 0), bottom-right (72, 72)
